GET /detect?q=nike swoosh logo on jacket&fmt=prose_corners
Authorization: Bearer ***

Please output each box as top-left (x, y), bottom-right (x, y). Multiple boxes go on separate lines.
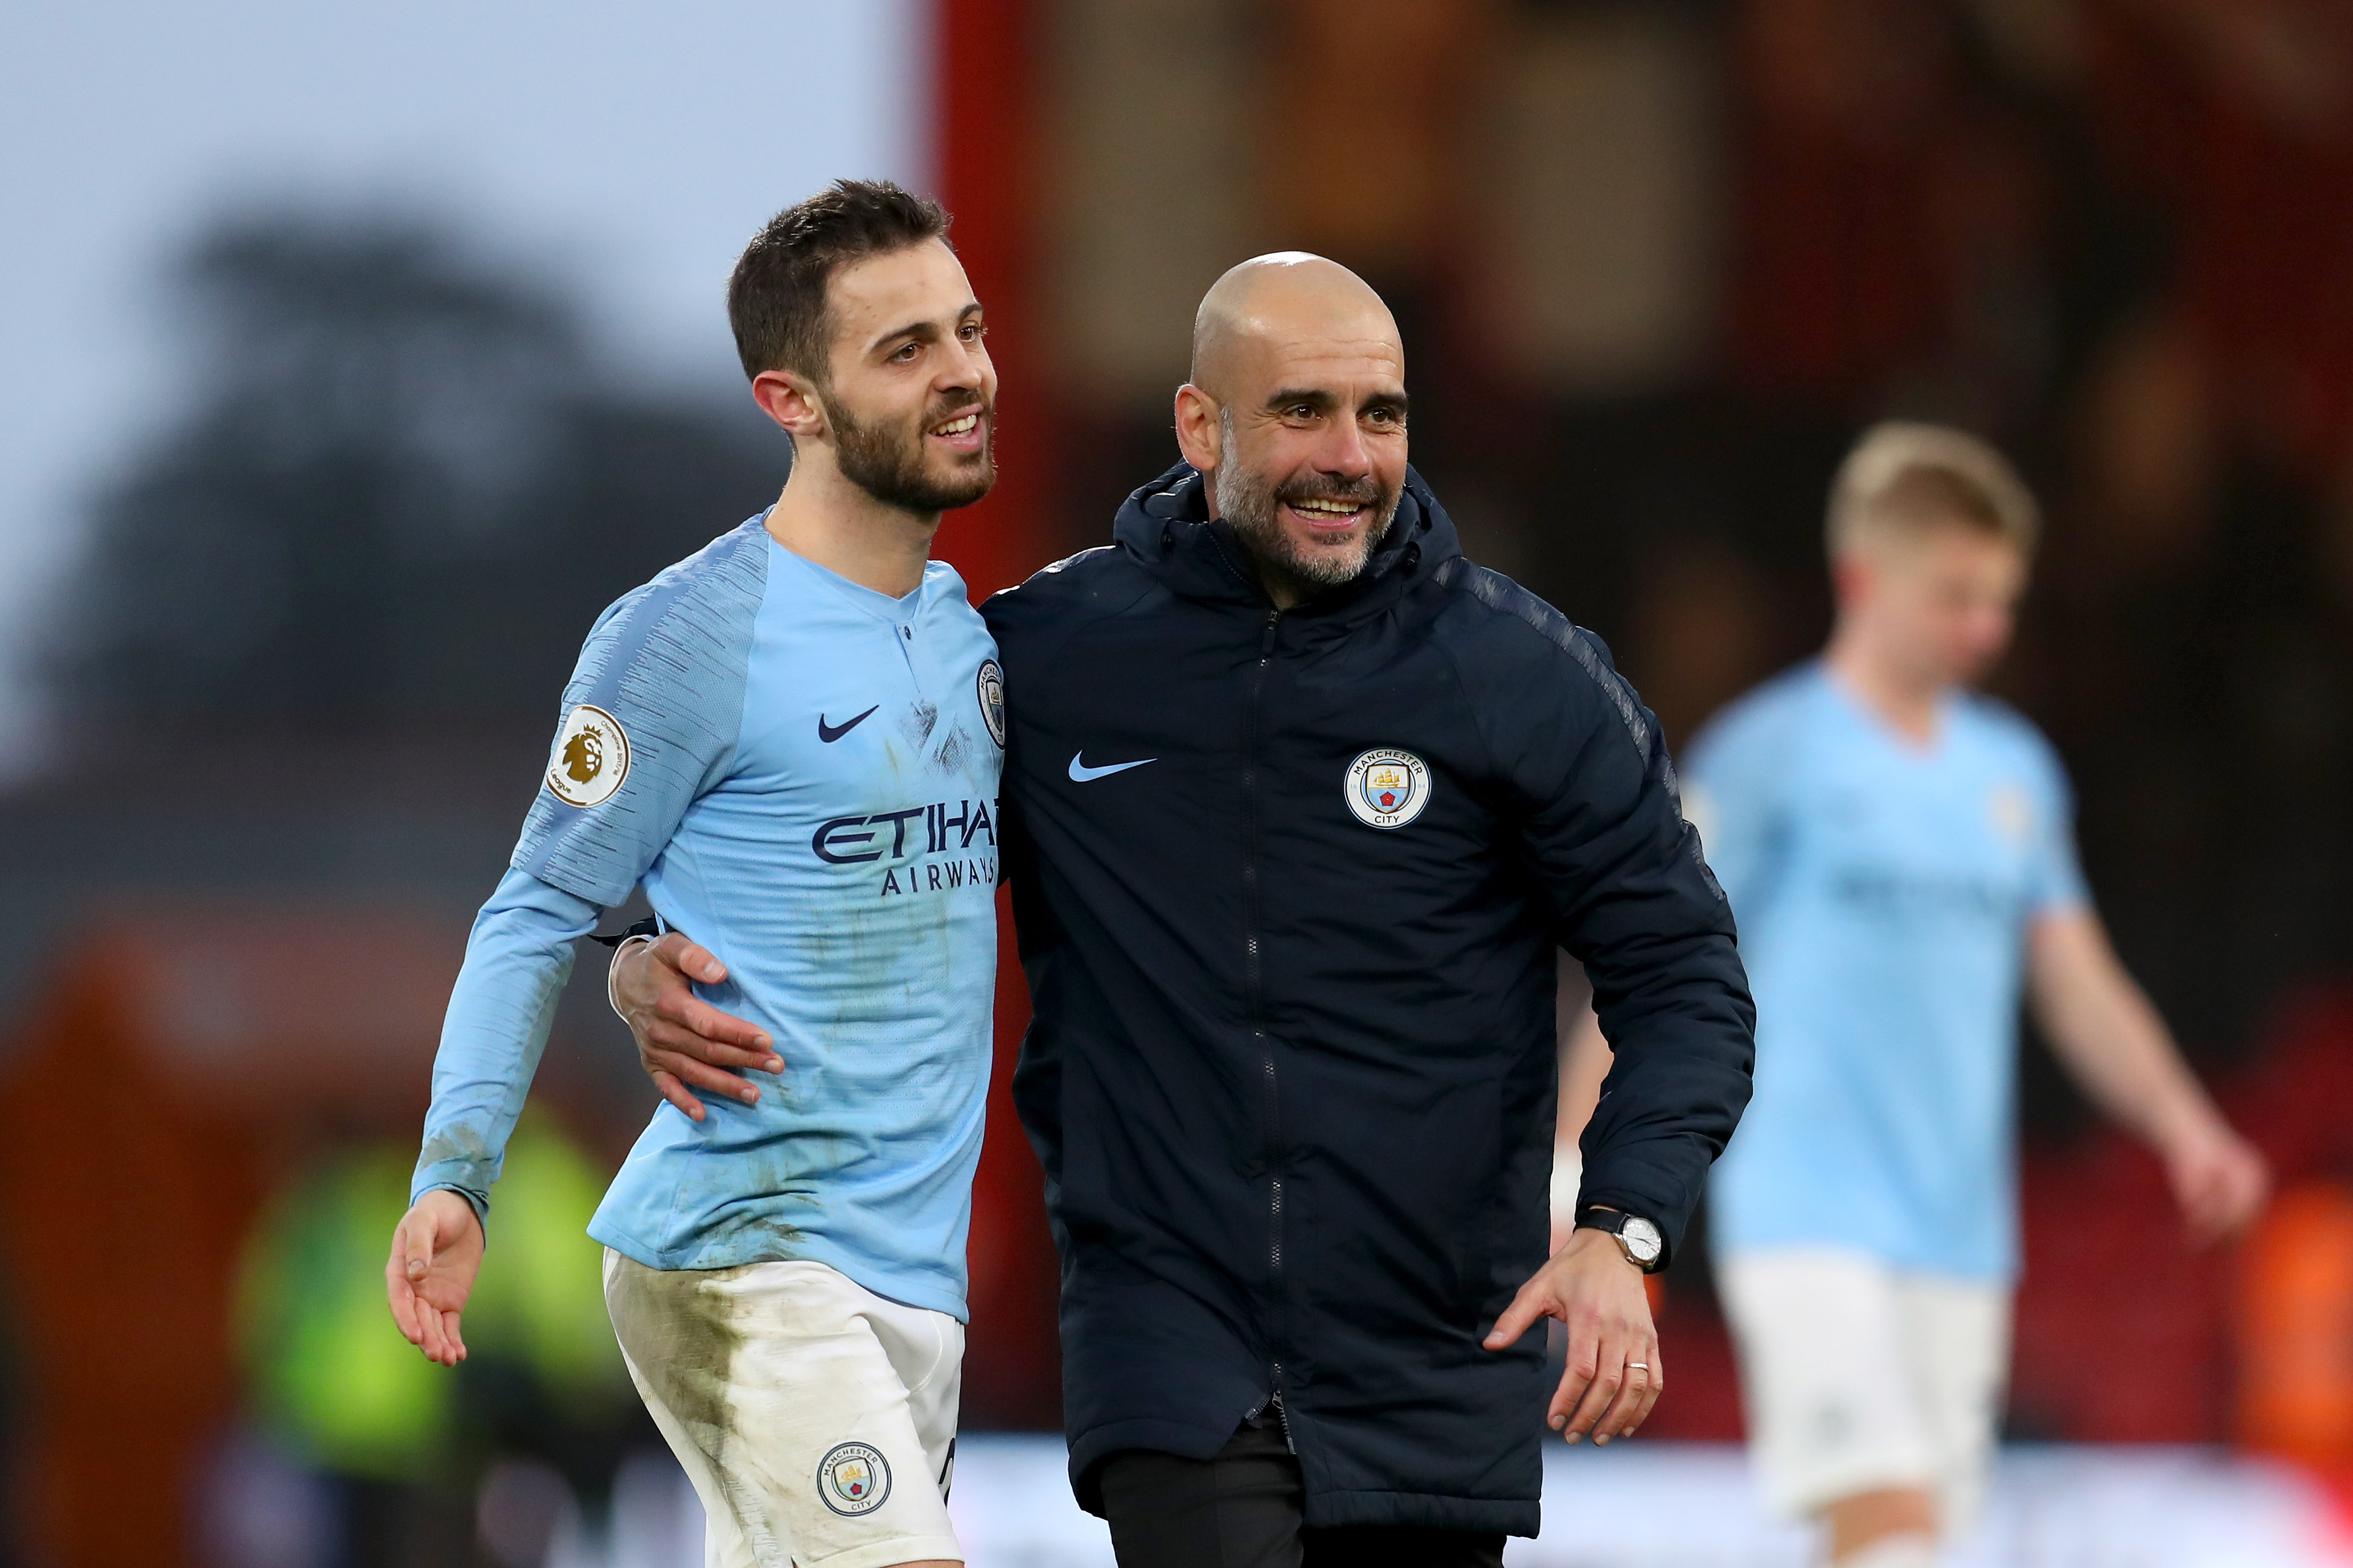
top-left (1068, 753), bottom-right (1156, 782)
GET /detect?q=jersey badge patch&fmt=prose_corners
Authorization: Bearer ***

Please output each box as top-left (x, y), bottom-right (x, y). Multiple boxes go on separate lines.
top-left (1987, 782), bottom-right (2032, 846)
top-left (547, 704), bottom-right (630, 808)
top-left (977, 659), bottom-right (1006, 748)
top-left (1345, 748), bottom-right (1432, 828)
top-left (818, 1442), bottom-right (891, 1516)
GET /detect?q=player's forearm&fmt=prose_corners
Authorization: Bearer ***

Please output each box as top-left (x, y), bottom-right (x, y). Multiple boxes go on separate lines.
top-left (412, 866), bottom-right (601, 1220)
top-left (2031, 914), bottom-right (2222, 1151)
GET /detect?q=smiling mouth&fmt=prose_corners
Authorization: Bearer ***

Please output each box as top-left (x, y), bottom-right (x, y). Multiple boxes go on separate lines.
top-left (1284, 495), bottom-right (1367, 526)
top-left (930, 411), bottom-right (981, 438)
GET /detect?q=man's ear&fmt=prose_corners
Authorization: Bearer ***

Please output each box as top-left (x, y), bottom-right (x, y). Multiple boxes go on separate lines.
top-left (1174, 383), bottom-right (1223, 474)
top-left (752, 369), bottom-right (828, 444)
top-left (1829, 550), bottom-right (1876, 611)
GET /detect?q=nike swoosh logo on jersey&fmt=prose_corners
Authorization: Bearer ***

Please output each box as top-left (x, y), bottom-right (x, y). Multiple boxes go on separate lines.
top-left (818, 705), bottom-right (880, 744)
top-left (1069, 752), bottom-right (1156, 782)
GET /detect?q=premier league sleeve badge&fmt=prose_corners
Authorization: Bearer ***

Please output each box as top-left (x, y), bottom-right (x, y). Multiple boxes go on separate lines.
top-left (547, 703), bottom-right (632, 808)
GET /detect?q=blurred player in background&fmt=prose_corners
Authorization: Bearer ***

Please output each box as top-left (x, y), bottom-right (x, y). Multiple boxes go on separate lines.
top-left (384, 180), bottom-right (1003, 1568)
top-left (1609, 423), bottom-right (2269, 1568)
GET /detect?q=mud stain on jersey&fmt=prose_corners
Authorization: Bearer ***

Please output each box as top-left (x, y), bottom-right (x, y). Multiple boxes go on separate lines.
top-left (415, 1125), bottom-right (493, 1185)
top-left (929, 724), bottom-right (971, 778)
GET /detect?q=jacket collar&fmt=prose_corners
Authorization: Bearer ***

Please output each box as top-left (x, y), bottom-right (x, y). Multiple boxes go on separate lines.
top-left (1110, 460), bottom-right (1462, 625)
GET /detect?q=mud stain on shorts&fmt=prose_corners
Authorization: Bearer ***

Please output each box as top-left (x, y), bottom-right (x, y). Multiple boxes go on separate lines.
top-left (616, 1263), bottom-right (785, 1561)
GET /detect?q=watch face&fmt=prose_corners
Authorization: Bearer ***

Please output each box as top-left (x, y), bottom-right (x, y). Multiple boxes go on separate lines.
top-left (1624, 1216), bottom-right (1663, 1263)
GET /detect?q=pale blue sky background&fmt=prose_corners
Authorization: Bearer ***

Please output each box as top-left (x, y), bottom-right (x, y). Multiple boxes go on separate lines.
top-left (0, 1), bottom-right (925, 769)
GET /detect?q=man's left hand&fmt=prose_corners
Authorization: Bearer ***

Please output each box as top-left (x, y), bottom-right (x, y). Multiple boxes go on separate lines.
top-left (614, 932), bottom-right (780, 1122)
top-left (1484, 1226), bottom-right (1661, 1444)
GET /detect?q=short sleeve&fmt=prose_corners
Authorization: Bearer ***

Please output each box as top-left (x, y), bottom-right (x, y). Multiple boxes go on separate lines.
top-left (1683, 689), bottom-right (1796, 924)
top-left (510, 524), bottom-right (768, 907)
top-left (2023, 736), bottom-right (2091, 916)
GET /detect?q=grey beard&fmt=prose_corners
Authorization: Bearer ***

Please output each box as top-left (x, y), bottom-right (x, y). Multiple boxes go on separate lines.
top-left (1213, 411), bottom-right (1396, 600)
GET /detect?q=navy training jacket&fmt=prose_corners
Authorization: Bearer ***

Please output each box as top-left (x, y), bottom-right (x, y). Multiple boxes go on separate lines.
top-left (982, 463), bottom-right (1754, 1537)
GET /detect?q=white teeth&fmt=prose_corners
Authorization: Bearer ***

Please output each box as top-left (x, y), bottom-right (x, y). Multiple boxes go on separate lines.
top-left (1290, 498), bottom-right (1359, 516)
top-left (933, 413), bottom-right (978, 436)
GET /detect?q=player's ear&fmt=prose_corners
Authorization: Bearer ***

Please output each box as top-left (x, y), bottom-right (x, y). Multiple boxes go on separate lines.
top-left (1829, 548), bottom-right (1875, 609)
top-left (1174, 384), bottom-right (1222, 474)
top-left (752, 368), bottom-right (828, 443)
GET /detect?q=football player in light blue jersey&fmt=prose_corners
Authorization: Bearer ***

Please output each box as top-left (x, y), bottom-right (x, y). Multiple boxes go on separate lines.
top-left (1672, 425), bottom-right (2267, 1568)
top-left (385, 181), bottom-right (1002, 1568)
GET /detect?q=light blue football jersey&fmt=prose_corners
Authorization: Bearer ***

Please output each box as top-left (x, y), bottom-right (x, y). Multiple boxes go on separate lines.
top-left (1690, 662), bottom-right (2086, 1281)
top-left (412, 514), bottom-right (1005, 1318)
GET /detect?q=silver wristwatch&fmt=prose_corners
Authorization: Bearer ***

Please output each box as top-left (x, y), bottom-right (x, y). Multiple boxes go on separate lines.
top-left (1576, 1206), bottom-right (1665, 1272)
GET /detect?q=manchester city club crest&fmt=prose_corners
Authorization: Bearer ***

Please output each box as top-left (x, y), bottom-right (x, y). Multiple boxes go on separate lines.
top-left (1344, 748), bottom-right (1432, 828)
top-left (546, 703), bottom-right (630, 808)
top-left (977, 659), bottom-right (1006, 748)
top-left (818, 1441), bottom-right (892, 1516)
top-left (1987, 781), bottom-right (2032, 846)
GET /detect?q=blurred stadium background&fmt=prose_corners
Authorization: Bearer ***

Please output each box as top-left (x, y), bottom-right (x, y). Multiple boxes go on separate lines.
top-left (6, 0), bottom-right (2353, 1563)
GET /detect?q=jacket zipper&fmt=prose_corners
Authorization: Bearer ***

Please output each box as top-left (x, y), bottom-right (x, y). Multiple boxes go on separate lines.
top-left (1242, 606), bottom-right (1287, 1426)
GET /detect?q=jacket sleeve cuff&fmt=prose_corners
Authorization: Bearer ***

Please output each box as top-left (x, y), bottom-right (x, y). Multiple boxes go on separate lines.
top-left (1574, 1182), bottom-right (1682, 1266)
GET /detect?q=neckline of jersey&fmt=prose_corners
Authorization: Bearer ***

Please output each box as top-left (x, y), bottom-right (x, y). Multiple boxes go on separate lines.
top-left (762, 526), bottom-right (929, 624)
top-left (1814, 660), bottom-right (1962, 764)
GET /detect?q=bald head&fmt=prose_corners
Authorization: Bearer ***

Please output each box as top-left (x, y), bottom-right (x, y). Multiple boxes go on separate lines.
top-left (1173, 252), bottom-right (1411, 608)
top-left (1190, 252), bottom-right (1402, 396)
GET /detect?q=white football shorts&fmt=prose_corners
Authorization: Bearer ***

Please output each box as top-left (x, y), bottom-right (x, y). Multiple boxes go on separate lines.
top-left (604, 1250), bottom-right (964, 1568)
top-left (1718, 1248), bottom-right (2010, 1530)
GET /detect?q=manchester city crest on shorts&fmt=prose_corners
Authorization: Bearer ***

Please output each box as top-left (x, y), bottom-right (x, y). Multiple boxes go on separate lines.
top-left (547, 704), bottom-right (630, 808)
top-left (818, 1442), bottom-right (891, 1516)
top-left (1344, 748), bottom-right (1432, 829)
top-left (977, 659), bottom-right (1006, 748)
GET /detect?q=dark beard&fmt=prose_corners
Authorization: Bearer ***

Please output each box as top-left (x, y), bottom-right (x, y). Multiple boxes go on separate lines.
top-left (1214, 426), bottom-right (1400, 601)
top-left (830, 392), bottom-right (995, 514)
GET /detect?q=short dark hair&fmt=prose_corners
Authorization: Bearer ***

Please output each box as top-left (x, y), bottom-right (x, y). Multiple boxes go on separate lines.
top-left (727, 179), bottom-right (952, 384)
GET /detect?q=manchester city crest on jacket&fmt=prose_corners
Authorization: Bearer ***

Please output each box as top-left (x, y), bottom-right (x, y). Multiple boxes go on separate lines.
top-left (1344, 748), bottom-right (1430, 828)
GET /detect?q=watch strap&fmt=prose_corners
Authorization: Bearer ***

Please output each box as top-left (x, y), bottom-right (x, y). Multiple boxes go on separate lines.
top-left (1574, 1205), bottom-right (1662, 1271)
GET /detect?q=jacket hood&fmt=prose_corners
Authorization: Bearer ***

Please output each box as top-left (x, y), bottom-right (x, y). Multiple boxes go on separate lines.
top-left (1110, 460), bottom-right (1464, 623)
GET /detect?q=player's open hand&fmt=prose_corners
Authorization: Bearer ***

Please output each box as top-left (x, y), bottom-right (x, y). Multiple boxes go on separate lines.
top-left (386, 1188), bottom-right (485, 1367)
top-left (614, 932), bottom-right (782, 1121)
top-left (1483, 1226), bottom-right (1661, 1446)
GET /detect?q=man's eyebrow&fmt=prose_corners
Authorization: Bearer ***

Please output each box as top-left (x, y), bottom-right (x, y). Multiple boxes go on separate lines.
top-left (1262, 386), bottom-right (1410, 413)
top-left (868, 302), bottom-right (984, 358)
top-left (869, 318), bottom-right (940, 354)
